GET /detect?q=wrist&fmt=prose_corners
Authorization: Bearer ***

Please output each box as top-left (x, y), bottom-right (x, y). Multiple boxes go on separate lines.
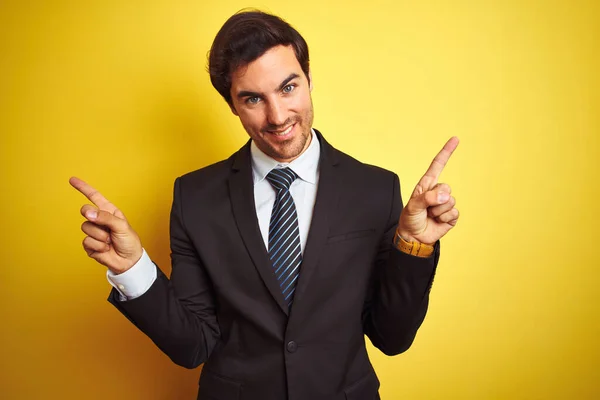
top-left (393, 229), bottom-right (435, 258)
top-left (396, 229), bottom-right (418, 243)
top-left (109, 248), bottom-right (143, 275)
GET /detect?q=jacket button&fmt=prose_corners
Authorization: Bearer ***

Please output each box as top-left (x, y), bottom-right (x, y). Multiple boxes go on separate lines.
top-left (286, 341), bottom-right (297, 353)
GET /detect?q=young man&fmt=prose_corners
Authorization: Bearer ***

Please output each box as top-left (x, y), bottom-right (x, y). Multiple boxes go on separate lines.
top-left (71, 10), bottom-right (459, 400)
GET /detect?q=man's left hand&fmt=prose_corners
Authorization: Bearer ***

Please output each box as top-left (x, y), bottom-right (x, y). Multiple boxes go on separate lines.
top-left (397, 137), bottom-right (460, 245)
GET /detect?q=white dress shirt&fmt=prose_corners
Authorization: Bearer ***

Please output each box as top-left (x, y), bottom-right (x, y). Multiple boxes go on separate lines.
top-left (107, 129), bottom-right (321, 300)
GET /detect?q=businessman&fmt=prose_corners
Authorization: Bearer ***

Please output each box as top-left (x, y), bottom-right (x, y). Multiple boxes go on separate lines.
top-left (71, 10), bottom-right (459, 400)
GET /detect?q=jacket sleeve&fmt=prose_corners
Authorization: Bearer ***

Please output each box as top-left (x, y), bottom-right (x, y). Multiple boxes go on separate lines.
top-left (107, 177), bottom-right (220, 369)
top-left (362, 173), bottom-right (440, 356)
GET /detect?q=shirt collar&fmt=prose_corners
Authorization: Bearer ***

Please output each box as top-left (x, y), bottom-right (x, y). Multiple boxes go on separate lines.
top-left (250, 128), bottom-right (320, 185)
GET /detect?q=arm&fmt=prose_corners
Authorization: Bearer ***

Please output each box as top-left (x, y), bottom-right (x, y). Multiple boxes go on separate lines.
top-left (363, 137), bottom-right (460, 355)
top-left (70, 175), bottom-right (220, 369)
top-left (107, 177), bottom-right (220, 369)
top-left (363, 174), bottom-right (439, 356)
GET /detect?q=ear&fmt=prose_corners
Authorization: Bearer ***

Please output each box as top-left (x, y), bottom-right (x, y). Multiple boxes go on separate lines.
top-left (308, 70), bottom-right (313, 92)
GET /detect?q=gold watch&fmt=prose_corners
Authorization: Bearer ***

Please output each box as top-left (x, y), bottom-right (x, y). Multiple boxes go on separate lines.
top-left (393, 230), bottom-right (434, 258)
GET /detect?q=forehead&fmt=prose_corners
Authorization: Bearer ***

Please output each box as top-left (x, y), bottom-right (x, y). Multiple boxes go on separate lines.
top-left (231, 45), bottom-right (303, 92)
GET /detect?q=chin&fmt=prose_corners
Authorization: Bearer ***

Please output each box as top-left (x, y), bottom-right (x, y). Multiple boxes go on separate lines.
top-left (271, 150), bottom-right (297, 162)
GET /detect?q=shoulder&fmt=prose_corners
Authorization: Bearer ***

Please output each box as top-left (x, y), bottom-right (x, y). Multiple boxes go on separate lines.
top-left (173, 147), bottom-right (242, 197)
top-left (324, 142), bottom-right (402, 227)
top-left (317, 129), bottom-right (398, 184)
top-left (179, 157), bottom-right (233, 184)
top-left (331, 145), bottom-right (399, 188)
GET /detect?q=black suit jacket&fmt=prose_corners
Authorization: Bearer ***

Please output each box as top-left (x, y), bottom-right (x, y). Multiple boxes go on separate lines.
top-left (108, 130), bottom-right (439, 400)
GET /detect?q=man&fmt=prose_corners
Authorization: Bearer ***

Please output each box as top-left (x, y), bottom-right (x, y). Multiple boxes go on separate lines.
top-left (71, 10), bottom-right (459, 400)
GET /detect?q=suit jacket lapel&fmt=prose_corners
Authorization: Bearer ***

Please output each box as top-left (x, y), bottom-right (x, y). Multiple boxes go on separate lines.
top-left (290, 130), bottom-right (341, 313)
top-left (229, 142), bottom-right (290, 316)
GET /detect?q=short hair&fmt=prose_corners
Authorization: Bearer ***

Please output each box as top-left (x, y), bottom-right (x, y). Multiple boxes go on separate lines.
top-left (208, 10), bottom-right (310, 105)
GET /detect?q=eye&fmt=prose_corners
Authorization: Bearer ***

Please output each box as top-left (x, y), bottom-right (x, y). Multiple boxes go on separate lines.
top-left (282, 84), bottom-right (295, 94)
top-left (246, 96), bottom-right (260, 105)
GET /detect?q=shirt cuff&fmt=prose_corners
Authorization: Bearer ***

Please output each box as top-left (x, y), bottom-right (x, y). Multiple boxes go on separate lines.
top-left (106, 249), bottom-right (157, 300)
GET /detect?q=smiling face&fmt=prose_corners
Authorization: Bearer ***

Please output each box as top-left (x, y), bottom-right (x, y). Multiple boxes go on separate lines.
top-left (229, 45), bottom-right (314, 163)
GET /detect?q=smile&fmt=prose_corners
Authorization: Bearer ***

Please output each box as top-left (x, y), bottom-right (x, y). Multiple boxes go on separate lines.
top-left (267, 123), bottom-right (295, 138)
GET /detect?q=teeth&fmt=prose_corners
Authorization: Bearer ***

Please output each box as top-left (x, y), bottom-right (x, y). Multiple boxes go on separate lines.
top-left (273, 124), bottom-right (293, 136)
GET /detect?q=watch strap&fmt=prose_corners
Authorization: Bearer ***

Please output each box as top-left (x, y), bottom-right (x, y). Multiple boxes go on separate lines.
top-left (393, 230), bottom-right (434, 258)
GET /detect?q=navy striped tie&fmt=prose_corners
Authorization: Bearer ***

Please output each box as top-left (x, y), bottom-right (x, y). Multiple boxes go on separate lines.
top-left (266, 167), bottom-right (302, 308)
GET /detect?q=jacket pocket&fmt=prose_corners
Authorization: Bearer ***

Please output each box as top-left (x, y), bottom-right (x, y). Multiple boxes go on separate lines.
top-left (327, 229), bottom-right (376, 244)
top-left (198, 369), bottom-right (241, 400)
top-left (344, 370), bottom-right (380, 400)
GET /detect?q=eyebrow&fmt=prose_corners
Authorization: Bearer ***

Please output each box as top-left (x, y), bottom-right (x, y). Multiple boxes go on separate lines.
top-left (236, 73), bottom-right (300, 99)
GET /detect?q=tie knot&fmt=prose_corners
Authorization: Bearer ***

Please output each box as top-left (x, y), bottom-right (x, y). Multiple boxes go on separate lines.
top-left (266, 167), bottom-right (298, 191)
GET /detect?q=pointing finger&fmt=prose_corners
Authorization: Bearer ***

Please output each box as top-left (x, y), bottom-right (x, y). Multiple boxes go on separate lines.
top-left (70, 177), bottom-right (117, 213)
top-left (420, 137), bottom-right (459, 186)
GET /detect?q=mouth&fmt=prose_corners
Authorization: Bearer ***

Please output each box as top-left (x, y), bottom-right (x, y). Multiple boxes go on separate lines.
top-left (266, 123), bottom-right (296, 140)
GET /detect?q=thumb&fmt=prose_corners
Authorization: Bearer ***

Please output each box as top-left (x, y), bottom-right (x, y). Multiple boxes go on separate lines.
top-left (408, 189), bottom-right (451, 213)
top-left (85, 209), bottom-right (128, 233)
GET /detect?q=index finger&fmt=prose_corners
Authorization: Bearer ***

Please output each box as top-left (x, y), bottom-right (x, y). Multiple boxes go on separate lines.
top-left (421, 136), bottom-right (459, 183)
top-left (69, 176), bottom-right (117, 213)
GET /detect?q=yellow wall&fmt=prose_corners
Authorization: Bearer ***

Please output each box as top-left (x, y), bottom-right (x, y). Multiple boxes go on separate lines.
top-left (1, 1), bottom-right (598, 398)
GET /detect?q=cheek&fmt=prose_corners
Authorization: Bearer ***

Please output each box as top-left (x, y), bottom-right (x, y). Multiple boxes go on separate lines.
top-left (238, 110), bottom-right (266, 132)
top-left (292, 92), bottom-right (312, 114)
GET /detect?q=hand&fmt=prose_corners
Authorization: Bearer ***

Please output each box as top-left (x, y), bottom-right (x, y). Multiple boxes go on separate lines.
top-left (398, 137), bottom-right (460, 245)
top-left (70, 177), bottom-right (143, 274)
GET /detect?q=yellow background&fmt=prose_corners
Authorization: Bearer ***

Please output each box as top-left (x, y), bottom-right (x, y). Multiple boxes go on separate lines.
top-left (1, 0), bottom-right (598, 399)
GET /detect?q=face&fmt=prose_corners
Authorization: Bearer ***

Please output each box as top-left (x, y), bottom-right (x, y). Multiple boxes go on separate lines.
top-left (229, 45), bottom-right (314, 163)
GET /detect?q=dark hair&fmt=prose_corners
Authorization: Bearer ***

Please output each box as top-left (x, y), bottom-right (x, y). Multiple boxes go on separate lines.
top-left (208, 10), bottom-right (310, 105)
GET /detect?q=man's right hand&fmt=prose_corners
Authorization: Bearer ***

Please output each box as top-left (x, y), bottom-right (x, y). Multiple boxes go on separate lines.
top-left (70, 177), bottom-right (143, 275)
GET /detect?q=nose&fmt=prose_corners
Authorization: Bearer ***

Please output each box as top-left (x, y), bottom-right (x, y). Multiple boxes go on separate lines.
top-left (266, 98), bottom-right (287, 127)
